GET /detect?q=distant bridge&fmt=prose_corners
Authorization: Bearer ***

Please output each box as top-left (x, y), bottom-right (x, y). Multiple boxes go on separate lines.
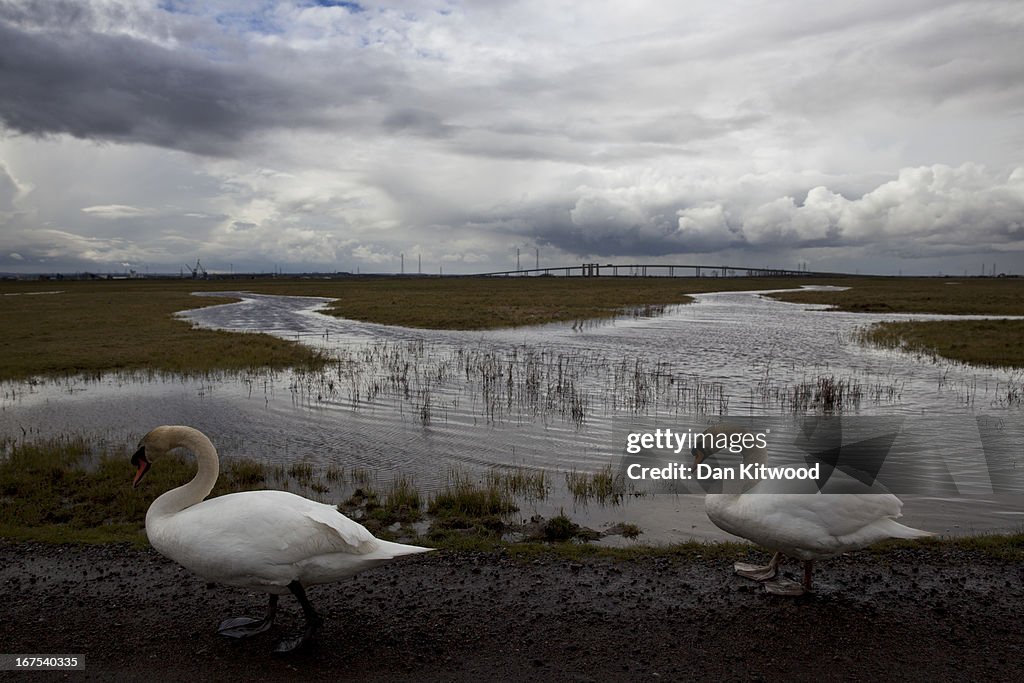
top-left (472, 263), bottom-right (852, 278)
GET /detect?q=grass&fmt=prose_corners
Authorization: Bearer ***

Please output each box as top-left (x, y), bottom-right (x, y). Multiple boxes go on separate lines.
top-left (427, 469), bottom-right (518, 519)
top-left (856, 319), bottom-right (1024, 368)
top-left (765, 277), bottom-right (1024, 315)
top-left (310, 277), bottom-right (699, 329)
top-left (3, 435), bottom-right (1021, 561)
top-left (0, 436), bottom-right (276, 544)
top-left (766, 277), bottom-right (1024, 368)
top-left (0, 279), bottom-right (326, 381)
top-left (0, 274), bottom-right (853, 382)
top-left (383, 475), bottom-right (423, 521)
top-left (488, 467), bottom-right (550, 501)
top-left (5, 275), bottom-right (1024, 380)
top-left (565, 465), bottom-right (631, 505)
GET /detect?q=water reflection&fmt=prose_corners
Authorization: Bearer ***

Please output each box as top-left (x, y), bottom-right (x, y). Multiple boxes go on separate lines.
top-left (2, 287), bottom-right (1022, 542)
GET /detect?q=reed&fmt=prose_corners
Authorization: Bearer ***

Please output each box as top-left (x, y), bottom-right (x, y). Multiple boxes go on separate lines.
top-left (428, 469), bottom-right (518, 518)
top-left (565, 465), bottom-right (630, 505)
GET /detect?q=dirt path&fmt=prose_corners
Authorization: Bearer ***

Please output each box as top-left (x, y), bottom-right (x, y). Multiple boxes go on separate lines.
top-left (1, 541), bottom-right (1022, 681)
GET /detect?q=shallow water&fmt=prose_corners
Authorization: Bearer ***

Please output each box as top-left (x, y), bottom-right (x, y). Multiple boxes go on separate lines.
top-left (3, 286), bottom-right (1023, 543)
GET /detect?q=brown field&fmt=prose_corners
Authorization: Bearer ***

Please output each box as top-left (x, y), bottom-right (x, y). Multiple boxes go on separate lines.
top-left (2, 274), bottom-right (1023, 380)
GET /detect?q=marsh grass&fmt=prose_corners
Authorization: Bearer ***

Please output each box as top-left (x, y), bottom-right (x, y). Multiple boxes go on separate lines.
top-left (565, 465), bottom-right (631, 505)
top-left (382, 474), bottom-right (423, 522)
top-left (768, 277), bottom-right (1024, 369)
top-left (755, 369), bottom-right (903, 413)
top-left (6, 436), bottom-right (1021, 562)
top-left (4, 275), bottom-right (1022, 381)
top-left (290, 340), bottom-right (738, 432)
top-left (0, 279), bottom-right (327, 382)
top-left (855, 319), bottom-right (1024, 368)
top-left (0, 437), bottom-right (276, 544)
top-left (766, 277), bottom-right (1024, 315)
top-left (428, 469), bottom-right (518, 519)
top-left (489, 467), bottom-right (549, 501)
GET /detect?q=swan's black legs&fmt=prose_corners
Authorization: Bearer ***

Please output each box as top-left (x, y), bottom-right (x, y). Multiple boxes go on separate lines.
top-left (218, 594), bottom-right (279, 638)
top-left (803, 560), bottom-right (814, 592)
top-left (272, 581), bottom-right (322, 655)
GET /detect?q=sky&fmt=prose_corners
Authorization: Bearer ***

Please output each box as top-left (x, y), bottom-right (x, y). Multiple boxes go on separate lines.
top-left (0, 0), bottom-right (1022, 276)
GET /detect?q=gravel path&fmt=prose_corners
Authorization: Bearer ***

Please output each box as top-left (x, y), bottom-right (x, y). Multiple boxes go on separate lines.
top-left (2, 541), bottom-right (1022, 681)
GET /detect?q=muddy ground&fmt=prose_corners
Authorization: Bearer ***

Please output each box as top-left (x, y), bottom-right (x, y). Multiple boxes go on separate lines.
top-left (1, 541), bottom-right (1022, 682)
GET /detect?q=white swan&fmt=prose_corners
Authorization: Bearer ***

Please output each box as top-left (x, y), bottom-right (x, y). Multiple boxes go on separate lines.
top-left (692, 423), bottom-right (932, 595)
top-left (131, 425), bottom-right (432, 653)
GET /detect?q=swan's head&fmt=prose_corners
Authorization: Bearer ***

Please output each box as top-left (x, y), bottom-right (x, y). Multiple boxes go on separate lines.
top-left (131, 426), bottom-right (179, 488)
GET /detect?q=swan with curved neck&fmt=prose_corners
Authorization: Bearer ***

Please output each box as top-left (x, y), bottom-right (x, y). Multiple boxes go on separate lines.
top-left (131, 425), bottom-right (432, 653)
top-left (692, 423), bottom-right (931, 595)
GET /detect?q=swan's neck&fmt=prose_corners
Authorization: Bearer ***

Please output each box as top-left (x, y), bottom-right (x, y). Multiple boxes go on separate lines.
top-left (148, 428), bottom-right (219, 520)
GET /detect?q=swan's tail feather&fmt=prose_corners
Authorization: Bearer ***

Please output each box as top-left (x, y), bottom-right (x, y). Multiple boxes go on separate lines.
top-left (373, 539), bottom-right (434, 559)
top-left (881, 519), bottom-right (933, 539)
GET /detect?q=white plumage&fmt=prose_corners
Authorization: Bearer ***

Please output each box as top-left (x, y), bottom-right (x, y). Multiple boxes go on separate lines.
top-left (132, 425), bottom-right (431, 652)
top-left (693, 424), bottom-right (932, 594)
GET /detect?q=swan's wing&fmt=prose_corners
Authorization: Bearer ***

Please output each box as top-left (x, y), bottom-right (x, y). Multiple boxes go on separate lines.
top-left (154, 490), bottom-right (381, 571)
top-left (710, 493), bottom-right (917, 558)
top-left (294, 496), bottom-right (380, 552)
top-left (774, 493), bottom-right (906, 538)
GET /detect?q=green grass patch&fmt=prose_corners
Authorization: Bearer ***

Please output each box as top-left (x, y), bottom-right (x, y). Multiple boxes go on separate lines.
top-left (488, 467), bottom-right (550, 501)
top-left (0, 279), bottom-right (326, 381)
top-left (338, 475), bottom-right (424, 533)
top-left (428, 470), bottom-right (518, 519)
top-left (766, 277), bottom-right (1024, 315)
top-left (856, 319), bottom-right (1024, 368)
top-left (767, 277), bottom-right (1024, 368)
top-left (565, 465), bottom-right (630, 505)
top-left (382, 474), bottom-right (423, 522)
top-left (6, 435), bottom-right (1022, 564)
top-left (0, 436), bottom-right (275, 544)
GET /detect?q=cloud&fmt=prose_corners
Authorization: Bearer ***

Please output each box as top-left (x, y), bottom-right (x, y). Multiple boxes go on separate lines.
top-left (0, 161), bottom-right (26, 210)
top-left (0, 1), bottom-right (1022, 275)
top-left (0, 228), bottom-right (151, 266)
top-left (0, 2), bottom-right (389, 156)
top-left (516, 164), bottom-right (1024, 263)
top-left (81, 204), bottom-right (155, 219)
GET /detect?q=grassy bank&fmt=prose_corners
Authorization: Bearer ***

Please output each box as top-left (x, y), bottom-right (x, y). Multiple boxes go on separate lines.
top-left (4, 274), bottom-right (1024, 380)
top-left (0, 435), bottom-right (612, 550)
top-left (0, 276), bottom-right (773, 381)
top-left (765, 277), bottom-right (1024, 315)
top-left (856, 319), bottom-right (1024, 368)
top-left (764, 277), bottom-right (1024, 367)
top-left (0, 279), bottom-right (326, 382)
top-left (2, 436), bottom-right (1021, 561)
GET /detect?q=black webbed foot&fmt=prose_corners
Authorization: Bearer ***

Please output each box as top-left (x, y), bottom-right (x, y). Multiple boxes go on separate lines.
top-left (217, 594), bottom-right (278, 638)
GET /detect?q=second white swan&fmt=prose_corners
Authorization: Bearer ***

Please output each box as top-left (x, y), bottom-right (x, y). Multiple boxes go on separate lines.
top-left (692, 423), bottom-right (932, 595)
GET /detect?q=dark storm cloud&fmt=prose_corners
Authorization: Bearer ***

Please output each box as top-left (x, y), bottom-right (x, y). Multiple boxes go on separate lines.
top-left (0, 1), bottom-right (420, 156)
top-left (1, 1), bottom-right (1022, 276)
top-left (0, 21), bottom-right (321, 155)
